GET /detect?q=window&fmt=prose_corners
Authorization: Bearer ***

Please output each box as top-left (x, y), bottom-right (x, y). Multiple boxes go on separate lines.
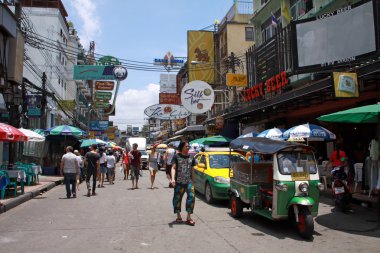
top-left (245, 27), bottom-right (254, 41)
top-left (277, 151), bottom-right (317, 175)
top-left (290, 0), bottom-right (314, 20)
top-left (260, 10), bottom-right (281, 42)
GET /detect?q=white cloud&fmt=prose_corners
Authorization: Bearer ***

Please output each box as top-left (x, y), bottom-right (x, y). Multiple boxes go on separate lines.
top-left (110, 83), bottom-right (160, 130)
top-left (69, 0), bottom-right (100, 48)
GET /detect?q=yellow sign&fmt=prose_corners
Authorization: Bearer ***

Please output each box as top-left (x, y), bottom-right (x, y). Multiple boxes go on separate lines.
top-left (291, 172), bottom-right (310, 181)
top-left (89, 131), bottom-right (95, 139)
top-left (188, 31), bottom-right (215, 83)
top-left (226, 73), bottom-right (247, 87)
top-left (58, 100), bottom-right (75, 111)
top-left (107, 133), bottom-right (115, 140)
top-left (333, 72), bottom-right (359, 98)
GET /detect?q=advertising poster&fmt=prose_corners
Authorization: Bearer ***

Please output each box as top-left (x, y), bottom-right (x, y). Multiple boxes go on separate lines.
top-left (188, 31), bottom-right (215, 83)
top-left (26, 95), bottom-right (42, 118)
top-left (333, 72), bottom-right (359, 98)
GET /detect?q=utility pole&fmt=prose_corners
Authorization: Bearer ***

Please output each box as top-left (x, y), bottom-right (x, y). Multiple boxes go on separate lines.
top-left (227, 52), bottom-right (239, 105)
top-left (41, 72), bottom-right (47, 129)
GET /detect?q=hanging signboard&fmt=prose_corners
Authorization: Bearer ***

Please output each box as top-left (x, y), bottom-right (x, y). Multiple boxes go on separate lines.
top-left (159, 93), bottom-right (179, 104)
top-left (95, 91), bottom-right (112, 100)
top-left (74, 65), bottom-right (128, 81)
top-left (94, 103), bottom-right (110, 109)
top-left (26, 95), bottom-right (42, 118)
top-left (89, 121), bottom-right (109, 131)
top-left (95, 81), bottom-right (115, 90)
top-left (181, 80), bottom-right (215, 114)
top-left (333, 72), bottom-right (359, 98)
top-left (58, 100), bottom-right (76, 111)
top-left (226, 73), bottom-right (248, 87)
top-left (144, 104), bottom-right (191, 120)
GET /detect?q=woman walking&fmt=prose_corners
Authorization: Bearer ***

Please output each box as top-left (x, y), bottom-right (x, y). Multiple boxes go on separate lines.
top-left (171, 141), bottom-right (196, 226)
top-left (106, 150), bottom-right (116, 184)
top-left (149, 145), bottom-right (159, 189)
top-left (122, 148), bottom-right (131, 180)
top-left (98, 147), bottom-right (107, 188)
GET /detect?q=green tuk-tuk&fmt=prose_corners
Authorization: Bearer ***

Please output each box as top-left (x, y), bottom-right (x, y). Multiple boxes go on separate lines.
top-left (228, 137), bottom-right (324, 239)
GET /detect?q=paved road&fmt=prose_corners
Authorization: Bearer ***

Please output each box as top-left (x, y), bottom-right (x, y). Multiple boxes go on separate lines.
top-left (0, 166), bottom-right (379, 253)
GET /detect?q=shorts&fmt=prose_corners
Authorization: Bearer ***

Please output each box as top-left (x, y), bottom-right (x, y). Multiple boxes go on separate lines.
top-left (130, 165), bottom-right (140, 180)
top-left (165, 164), bottom-right (172, 175)
top-left (100, 164), bottom-right (107, 174)
top-left (108, 167), bottom-right (115, 177)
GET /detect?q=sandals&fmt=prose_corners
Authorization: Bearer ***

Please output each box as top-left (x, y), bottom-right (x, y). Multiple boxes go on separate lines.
top-left (186, 219), bottom-right (195, 226)
top-left (175, 218), bottom-right (183, 224)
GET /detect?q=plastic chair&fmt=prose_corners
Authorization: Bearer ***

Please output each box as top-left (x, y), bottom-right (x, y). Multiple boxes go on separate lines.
top-left (0, 171), bottom-right (17, 198)
top-left (14, 165), bottom-right (31, 186)
top-left (25, 163), bottom-right (38, 184)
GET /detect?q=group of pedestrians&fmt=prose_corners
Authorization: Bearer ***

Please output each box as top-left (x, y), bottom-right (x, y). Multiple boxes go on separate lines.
top-left (60, 140), bottom-right (197, 226)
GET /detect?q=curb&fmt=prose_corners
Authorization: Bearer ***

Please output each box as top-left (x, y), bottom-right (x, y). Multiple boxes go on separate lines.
top-left (0, 179), bottom-right (63, 214)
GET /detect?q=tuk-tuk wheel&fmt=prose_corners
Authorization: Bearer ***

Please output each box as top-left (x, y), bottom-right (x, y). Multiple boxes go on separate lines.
top-left (230, 195), bottom-right (243, 218)
top-left (296, 207), bottom-right (314, 239)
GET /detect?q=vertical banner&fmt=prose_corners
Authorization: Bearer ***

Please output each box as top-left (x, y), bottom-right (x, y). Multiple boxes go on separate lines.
top-left (188, 31), bottom-right (215, 84)
top-left (26, 95), bottom-right (42, 118)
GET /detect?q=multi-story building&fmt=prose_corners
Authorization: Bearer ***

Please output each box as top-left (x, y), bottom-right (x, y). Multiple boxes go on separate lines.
top-left (20, 0), bottom-right (77, 128)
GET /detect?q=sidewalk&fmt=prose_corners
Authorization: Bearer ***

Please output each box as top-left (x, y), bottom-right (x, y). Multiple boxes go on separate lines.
top-left (0, 175), bottom-right (63, 214)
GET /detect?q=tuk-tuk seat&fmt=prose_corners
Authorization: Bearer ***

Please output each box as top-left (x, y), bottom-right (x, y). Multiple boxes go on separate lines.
top-left (260, 188), bottom-right (273, 196)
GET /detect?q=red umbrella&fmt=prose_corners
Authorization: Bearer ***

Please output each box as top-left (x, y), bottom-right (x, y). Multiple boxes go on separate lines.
top-left (0, 123), bottom-right (28, 142)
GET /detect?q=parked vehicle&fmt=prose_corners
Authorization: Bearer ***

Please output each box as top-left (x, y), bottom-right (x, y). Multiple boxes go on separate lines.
top-left (140, 150), bottom-right (149, 170)
top-left (193, 148), bottom-right (247, 204)
top-left (228, 137), bottom-right (324, 239)
top-left (331, 165), bottom-right (351, 212)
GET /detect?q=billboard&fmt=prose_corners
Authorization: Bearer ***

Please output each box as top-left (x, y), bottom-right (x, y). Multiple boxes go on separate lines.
top-left (74, 65), bottom-right (127, 81)
top-left (95, 91), bottom-right (112, 100)
top-left (89, 120), bottom-right (109, 131)
top-left (188, 31), bottom-right (215, 83)
top-left (333, 72), bottom-right (359, 98)
top-left (160, 74), bottom-right (177, 93)
top-left (181, 80), bottom-right (215, 114)
top-left (95, 81), bottom-right (115, 90)
top-left (226, 73), bottom-right (248, 87)
top-left (293, 0), bottom-right (378, 73)
top-left (159, 93), bottom-right (179, 104)
top-left (144, 104), bottom-right (191, 120)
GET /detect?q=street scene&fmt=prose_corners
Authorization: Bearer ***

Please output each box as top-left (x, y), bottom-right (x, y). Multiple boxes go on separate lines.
top-left (0, 0), bottom-right (379, 252)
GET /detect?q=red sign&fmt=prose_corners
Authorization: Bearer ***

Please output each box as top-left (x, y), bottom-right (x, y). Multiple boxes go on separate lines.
top-left (243, 71), bottom-right (289, 101)
top-left (95, 81), bottom-right (115, 90)
top-left (159, 93), bottom-right (179, 105)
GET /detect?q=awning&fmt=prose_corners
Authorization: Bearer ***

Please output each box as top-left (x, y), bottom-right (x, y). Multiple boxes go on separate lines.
top-left (157, 130), bottom-right (168, 138)
top-left (174, 125), bottom-right (205, 135)
top-left (167, 135), bottom-right (183, 141)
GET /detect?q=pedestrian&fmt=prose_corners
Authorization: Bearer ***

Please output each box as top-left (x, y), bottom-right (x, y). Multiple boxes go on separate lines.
top-left (98, 147), bottom-right (107, 188)
top-left (60, 146), bottom-right (79, 198)
top-left (171, 141), bottom-right (196, 226)
top-left (106, 150), bottom-right (116, 185)
top-left (164, 143), bottom-right (175, 188)
top-left (330, 143), bottom-right (347, 168)
top-left (130, 143), bottom-right (142, 189)
top-left (122, 148), bottom-right (131, 180)
top-left (85, 144), bottom-right (100, 197)
top-left (149, 144), bottom-right (159, 189)
top-left (74, 149), bottom-right (83, 190)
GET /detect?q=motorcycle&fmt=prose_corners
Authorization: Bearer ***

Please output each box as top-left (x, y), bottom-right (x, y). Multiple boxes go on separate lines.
top-left (331, 165), bottom-right (351, 212)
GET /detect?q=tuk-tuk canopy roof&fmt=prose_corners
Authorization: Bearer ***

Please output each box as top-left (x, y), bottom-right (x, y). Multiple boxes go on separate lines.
top-left (230, 137), bottom-right (308, 154)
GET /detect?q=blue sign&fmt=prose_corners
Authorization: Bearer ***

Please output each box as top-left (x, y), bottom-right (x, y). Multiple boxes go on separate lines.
top-left (26, 95), bottom-right (42, 118)
top-left (74, 65), bottom-right (127, 81)
top-left (89, 120), bottom-right (109, 131)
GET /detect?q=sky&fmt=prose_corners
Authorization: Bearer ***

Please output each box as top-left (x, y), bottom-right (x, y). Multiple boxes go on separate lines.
top-left (61, 0), bottom-right (234, 130)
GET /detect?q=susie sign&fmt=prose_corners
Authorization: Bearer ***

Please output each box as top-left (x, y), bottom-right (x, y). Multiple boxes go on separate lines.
top-left (144, 104), bottom-right (191, 120)
top-left (181, 80), bottom-right (215, 114)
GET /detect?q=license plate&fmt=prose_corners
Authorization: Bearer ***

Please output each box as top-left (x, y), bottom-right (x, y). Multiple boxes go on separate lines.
top-left (334, 186), bottom-right (345, 194)
top-left (291, 172), bottom-right (310, 181)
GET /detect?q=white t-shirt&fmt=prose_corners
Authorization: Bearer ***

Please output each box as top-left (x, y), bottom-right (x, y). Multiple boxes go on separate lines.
top-left (99, 153), bottom-right (106, 164)
top-left (166, 148), bottom-right (175, 165)
top-left (106, 155), bottom-right (116, 168)
top-left (62, 152), bottom-right (78, 174)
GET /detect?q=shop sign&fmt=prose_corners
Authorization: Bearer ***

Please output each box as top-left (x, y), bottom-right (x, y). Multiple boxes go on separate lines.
top-left (226, 73), bottom-right (248, 87)
top-left (333, 72), bottom-right (359, 98)
top-left (89, 131), bottom-right (95, 139)
top-left (95, 91), bottom-right (112, 100)
top-left (74, 65), bottom-right (127, 81)
top-left (94, 103), bottom-right (110, 108)
top-left (58, 100), bottom-right (75, 112)
top-left (159, 93), bottom-right (179, 104)
top-left (206, 124), bottom-right (218, 134)
top-left (144, 104), bottom-right (191, 120)
top-left (243, 71), bottom-right (289, 101)
top-left (181, 80), bottom-right (215, 114)
top-left (215, 116), bottom-right (224, 130)
top-left (107, 133), bottom-right (115, 140)
top-left (95, 81), bottom-right (115, 90)
top-left (154, 52), bottom-right (184, 67)
top-left (26, 95), bottom-right (42, 118)
top-left (89, 120), bottom-right (109, 131)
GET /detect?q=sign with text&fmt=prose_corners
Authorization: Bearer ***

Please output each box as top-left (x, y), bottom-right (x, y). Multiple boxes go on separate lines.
top-left (58, 100), bottom-right (75, 112)
top-left (144, 104), bottom-right (191, 120)
top-left (243, 71), bottom-right (289, 102)
top-left (226, 73), bottom-right (248, 87)
top-left (159, 93), bottom-right (179, 104)
top-left (333, 72), bottom-right (359, 98)
top-left (160, 74), bottom-right (177, 93)
top-left (89, 120), bottom-right (109, 131)
top-left (26, 95), bottom-right (42, 118)
top-left (74, 65), bottom-right (128, 81)
top-left (181, 80), bottom-right (215, 114)
top-left (95, 81), bottom-right (115, 90)
top-left (95, 91), bottom-right (112, 100)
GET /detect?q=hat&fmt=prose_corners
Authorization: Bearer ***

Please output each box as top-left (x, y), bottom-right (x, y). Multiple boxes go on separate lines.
top-left (74, 150), bottom-right (79, 154)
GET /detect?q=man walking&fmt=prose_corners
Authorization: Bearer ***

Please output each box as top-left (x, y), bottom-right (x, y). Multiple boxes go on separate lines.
top-left (130, 143), bottom-right (142, 189)
top-left (164, 143), bottom-right (175, 188)
top-left (60, 146), bottom-right (78, 198)
top-left (85, 144), bottom-right (100, 197)
top-left (171, 141), bottom-right (196, 226)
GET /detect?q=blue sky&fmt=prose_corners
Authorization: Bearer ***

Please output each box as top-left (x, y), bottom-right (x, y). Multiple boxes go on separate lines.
top-left (62, 0), bottom-right (235, 129)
